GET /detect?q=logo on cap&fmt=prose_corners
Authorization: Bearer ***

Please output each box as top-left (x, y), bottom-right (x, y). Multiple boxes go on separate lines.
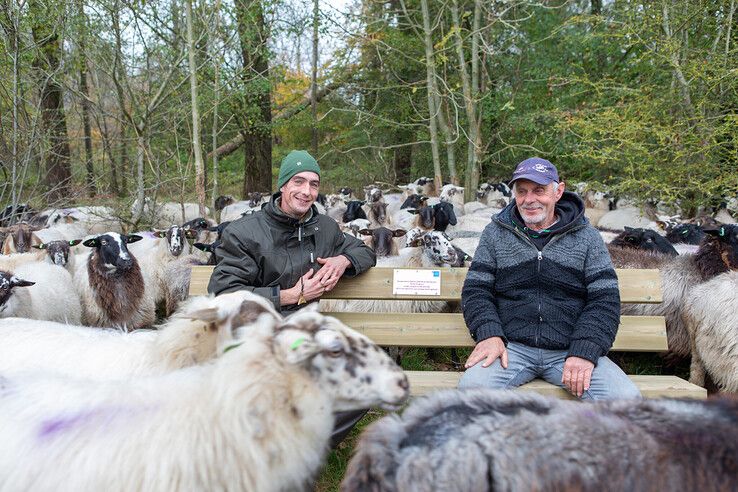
top-left (534, 163), bottom-right (547, 173)
top-left (297, 162), bottom-right (302, 166)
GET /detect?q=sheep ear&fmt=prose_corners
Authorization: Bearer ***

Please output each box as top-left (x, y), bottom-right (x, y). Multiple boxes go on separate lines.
top-left (274, 328), bottom-right (320, 365)
top-left (68, 239), bottom-right (82, 246)
top-left (82, 237), bottom-right (99, 248)
top-left (184, 229), bottom-right (198, 239)
top-left (392, 229), bottom-right (407, 237)
top-left (126, 234), bottom-right (143, 244)
top-left (32, 243), bottom-right (47, 250)
top-left (152, 231), bottom-right (167, 238)
top-left (10, 277), bottom-right (35, 288)
top-left (183, 307), bottom-right (220, 323)
top-left (407, 209), bottom-right (419, 215)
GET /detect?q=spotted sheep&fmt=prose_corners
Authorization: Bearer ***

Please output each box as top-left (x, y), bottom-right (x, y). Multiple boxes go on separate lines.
top-left (0, 307), bottom-right (408, 491)
top-left (73, 232), bottom-right (155, 331)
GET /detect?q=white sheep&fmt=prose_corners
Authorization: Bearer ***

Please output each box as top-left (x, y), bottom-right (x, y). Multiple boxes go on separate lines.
top-left (0, 251), bottom-right (46, 271)
top-left (342, 389), bottom-right (738, 491)
top-left (684, 271), bottom-right (738, 392)
top-left (45, 206), bottom-right (121, 235)
top-left (444, 214), bottom-right (492, 237)
top-left (598, 207), bottom-right (660, 231)
top-left (0, 262), bottom-right (82, 324)
top-left (0, 291), bottom-right (279, 381)
top-left (0, 308), bottom-right (409, 491)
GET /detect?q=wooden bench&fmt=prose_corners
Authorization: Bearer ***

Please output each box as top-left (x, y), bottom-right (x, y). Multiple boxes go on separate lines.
top-left (189, 266), bottom-right (706, 399)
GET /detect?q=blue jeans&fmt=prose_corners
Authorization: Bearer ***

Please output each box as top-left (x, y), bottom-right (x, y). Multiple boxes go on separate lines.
top-left (458, 341), bottom-right (641, 400)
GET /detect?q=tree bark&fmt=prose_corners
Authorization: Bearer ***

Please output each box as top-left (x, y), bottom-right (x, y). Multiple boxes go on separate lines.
top-left (419, 0), bottom-right (443, 194)
top-left (186, 0), bottom-right (207, 216)
top-left (210, 0), bottom-right (222, 207)
top-left (78, 0), bottom-right (95, 197)
top-left (30, 0), bottom-right (72, 202)
top-left (311, 0), bottom-right (319, 155)
top-left (235, 0), bottom-right (273, 195)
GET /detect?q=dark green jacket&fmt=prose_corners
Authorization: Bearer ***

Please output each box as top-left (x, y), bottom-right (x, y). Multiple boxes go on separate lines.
top-left (208, 194), bottom-right (376, 312)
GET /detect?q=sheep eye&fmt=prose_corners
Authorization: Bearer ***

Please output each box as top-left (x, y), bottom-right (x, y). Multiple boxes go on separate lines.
top-left (327, 347), bottom-right (343, 357)
top-left (646, 239), bottom-right (653, 243)
top-left (101, 240), bottom-right (108, 246)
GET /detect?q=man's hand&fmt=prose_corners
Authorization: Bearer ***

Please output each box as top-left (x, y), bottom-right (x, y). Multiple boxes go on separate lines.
top-left (464, 337), bottom-right (508, 369)
top-left (280, 269), bottom-right (327, 305)
top-left (562, 356), bottom-right (594, 398)
top-left (313, 255), bottom-right (351, 291)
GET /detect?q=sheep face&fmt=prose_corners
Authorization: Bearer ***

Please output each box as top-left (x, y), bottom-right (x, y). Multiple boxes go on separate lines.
top-left (369, 202), bottom-right (389, 225)
top-left (83, 233), bottom-right (143, 273)
top-left (359, 227), bottom-right (406, 257)
top-left (1, 223), bottom-right (41, 254)
top-left (610, 227), bottom-right (677, 256)
top-left (432, 202), bottom-right (457, 232)
top-left (400, 194), bottom-right (428, 210)
top-left (338, 187), bottom-right (353, 199)
top-left (440, 184), bottom-right (464, 202)
top-left (0, 270), bottom-right (35, 315)
top-left (422, 232), bottom-right (458, 265)
top-left (704, 224), bottom-right (738, 269)
top-left (364, 186), bottom-right (383, 203)
top-left (248, 192), bottom-right (265, 208)
top-left (275, 311), bottom-right (409, 412)
top-left (154, 225), bottom-right (186, 257)
top-left (33, 239), bottom-right (81, 266)
top-left (666, 223), bottom-right (704, 245)
top-left (342, 201), bottom-right (367, 223)
top-left (214, 195), bottom-right (235, 211)
top-left (408, 207), bottom-right (435, 230)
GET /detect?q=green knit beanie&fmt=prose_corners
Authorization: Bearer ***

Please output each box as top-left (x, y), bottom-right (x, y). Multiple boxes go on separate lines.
top-left (277, 150), bottom-right (321, 189)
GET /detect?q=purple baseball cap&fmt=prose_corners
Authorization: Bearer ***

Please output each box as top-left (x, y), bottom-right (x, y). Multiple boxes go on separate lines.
top-left (509, 157), bottom-right (559, 186)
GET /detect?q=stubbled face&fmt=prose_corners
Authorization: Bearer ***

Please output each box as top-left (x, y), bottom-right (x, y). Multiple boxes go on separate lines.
top-left (280, 171), bottom-right (320, 218)
top-left (513, 179), bottom-right (565, 228)
top-left (276, 312), bottom-right (409, 412)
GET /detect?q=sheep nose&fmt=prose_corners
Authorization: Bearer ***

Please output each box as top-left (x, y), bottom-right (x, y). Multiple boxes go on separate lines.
top-left (118, 257), bottom-right (133, 270)
top-left (398, 376), bottom-right (409, 391)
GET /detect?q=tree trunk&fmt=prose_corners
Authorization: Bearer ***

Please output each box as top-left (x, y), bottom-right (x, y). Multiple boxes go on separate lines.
top-left (311, 0), bottom-right (319, 155)
top-left (236, 0), bottom-right (273, 195)
top-left (186, 0), bottom-right (207, 216)
top-left (210, 0), bottom-right (222, 207)
top-left (30, 0), bottom-right (72, 202)
top-left (420, 0), bottom-right (443, 194)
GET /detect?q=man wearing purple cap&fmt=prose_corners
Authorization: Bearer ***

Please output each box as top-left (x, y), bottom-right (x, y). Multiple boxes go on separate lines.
top-left (458, 157), bottom-right (640, 400)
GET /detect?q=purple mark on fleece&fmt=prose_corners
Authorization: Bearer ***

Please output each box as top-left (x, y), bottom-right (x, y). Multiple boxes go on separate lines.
top-left (37, 405), bottom-right (143, 440)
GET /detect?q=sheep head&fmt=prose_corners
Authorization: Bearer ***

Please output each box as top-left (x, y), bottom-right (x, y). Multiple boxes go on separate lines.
top-left (32, 239), bottom-right (82, 266)
top-left (0, 270), bottom-right (35, 314)
top-left (701, 225), bottom-right (738, 274)
top-left (274, 308), bottom-right (410, 412)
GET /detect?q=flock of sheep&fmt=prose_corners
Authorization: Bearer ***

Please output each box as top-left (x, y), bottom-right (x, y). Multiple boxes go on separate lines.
top-left (0, 176), bottom-right (736, 490)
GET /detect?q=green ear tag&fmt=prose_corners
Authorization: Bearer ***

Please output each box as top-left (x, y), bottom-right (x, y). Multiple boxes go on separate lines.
top-left (290, 337), bottom-right (307, 350)
top-left (720, 227), bottom-right (725, 237)
top-left (223, 342), bottom-right (243, 354)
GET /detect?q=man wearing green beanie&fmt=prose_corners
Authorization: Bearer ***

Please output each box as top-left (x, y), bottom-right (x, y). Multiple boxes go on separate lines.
top-left (208, 149), bottom-right (376, 447)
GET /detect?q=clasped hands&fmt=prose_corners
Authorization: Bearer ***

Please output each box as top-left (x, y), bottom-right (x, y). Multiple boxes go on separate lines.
top-left (281, 255), bottom-right (351, 305)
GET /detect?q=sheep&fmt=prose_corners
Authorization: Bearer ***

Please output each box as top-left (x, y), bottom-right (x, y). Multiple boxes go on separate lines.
top-left (450, 235), bottom-right (480, 258)
top-left (74, 232), bottom-right (155, 331)
top-left (358, 227), bottom-right (407, 257)
top-left (0, 223), bottom-right (41, 254)
top-left (157, 252), bottom-right (215, 313)
top-left (341, 219), bottom-right (371, 239)
top-left (321, 231), bottom-right (465, 315)
top-left (0, 251), bottom-right (47, 271)
top-left (0, 203), bottom-right (36, 227)
top-left (597, 206), bottom-right (660, 231)
top-left (394, 207), bottom-right (435, 232)
top-left (342, 200), bottom-right (368, 223)
top-left (399, 194), bottom-right (429, 211)
top-left (475, 181), bottom-right (510, 208)
top-left (683, 271), bottom-right (738, 392)
top-left (367, 201), bottom-right (393, 228)
top-left (0, 290), bottom-right (279, 380)
top-left (444, 214), bottom-right (492, 237)
top-left (666, 223), bottom-right (705, 245)
top-left (609, 224), bottom-right (738, 359)
top-left (133, 199), bottom-right (211, 227)
top-left (342, 389), bottom-right (738, 492)
top-left (432, 202), bottom-right (457, 232)
top-left (364, 185), bottom-right (384, 203)
top-left (609, 227), bottom-right (678, 256)
top-left (45, 206), bottom-right (121, 235)
top-left (31, 239), bottom-right (83, 272)
top-left (0, 308), bottom-right (409, 492)
top-left (0, 262), bottom-right (82, 323)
